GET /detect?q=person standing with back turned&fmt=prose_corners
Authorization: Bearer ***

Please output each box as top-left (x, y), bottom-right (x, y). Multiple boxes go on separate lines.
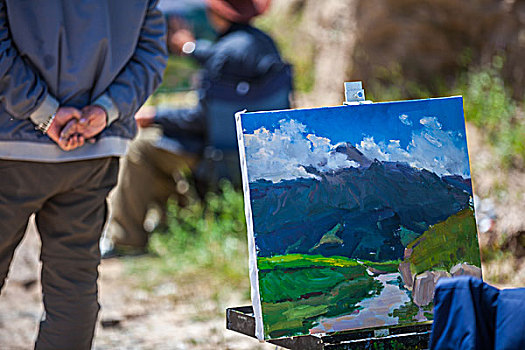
top-left (0, 1), bottom-right (167, 348)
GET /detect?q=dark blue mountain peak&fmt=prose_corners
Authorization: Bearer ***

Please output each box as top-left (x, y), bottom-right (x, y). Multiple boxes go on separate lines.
top-left (248, 159), bottom-right (473, 262)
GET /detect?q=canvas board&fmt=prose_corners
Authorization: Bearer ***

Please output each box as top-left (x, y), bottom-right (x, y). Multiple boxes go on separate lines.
top-left (236, 96), bottom-right (481, 340)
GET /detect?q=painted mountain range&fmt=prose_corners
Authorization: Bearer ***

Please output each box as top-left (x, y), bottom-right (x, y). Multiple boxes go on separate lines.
top-left (237, 97), bottom-right (482, 340)
top-left (250, 142), bottom-right (472, 261)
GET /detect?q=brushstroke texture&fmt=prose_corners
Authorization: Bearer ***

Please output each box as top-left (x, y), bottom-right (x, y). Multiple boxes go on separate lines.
top-left (240, 97), bottom-right (481, 339)
top-left (251, 156), bottom-right (471, 261)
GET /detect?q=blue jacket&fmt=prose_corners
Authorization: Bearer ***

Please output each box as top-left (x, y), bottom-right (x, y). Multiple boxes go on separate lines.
top-left (0, 0), bottom-right (167, 162)
top-left (431, 276), bottom-right (525, 350)
top-left (154, 23), bottom-right (290, 154)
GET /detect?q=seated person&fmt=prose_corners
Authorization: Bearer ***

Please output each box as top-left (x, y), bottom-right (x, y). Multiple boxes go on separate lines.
top-left (102, 0), bottom-right (292, 256)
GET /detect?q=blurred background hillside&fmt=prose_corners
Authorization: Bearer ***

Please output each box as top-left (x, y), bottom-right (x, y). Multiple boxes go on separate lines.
top-left (253, 0), bottom-right (525, 286)
top-left (154, 0), bottom-right (524, 288)
top-left (260, 0), bottom-right (525, 103)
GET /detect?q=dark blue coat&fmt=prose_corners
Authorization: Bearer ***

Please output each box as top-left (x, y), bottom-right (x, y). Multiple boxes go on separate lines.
top-left (431, 276), bottom-right (525, 350)
top-left (0, 0), bottom-right (167, 162)
top-left (154, 23), bottom-right (291, 154)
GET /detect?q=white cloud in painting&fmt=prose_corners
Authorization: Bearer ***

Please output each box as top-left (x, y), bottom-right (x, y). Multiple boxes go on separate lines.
top-left (399, 114), bottom-right (412, 126)
top-left (244, 119), bottom-right (359, 183)
top-left (419, 116), bottom-right (442, 129)
top-left (357, 137), bottom-right (389, 161)
top-left (356, 116), bottom-right (470, 177)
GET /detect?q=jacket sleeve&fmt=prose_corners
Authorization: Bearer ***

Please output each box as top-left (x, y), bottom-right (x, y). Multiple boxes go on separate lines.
top-left (191, 39), bottom-right (214, 65)
top-left (154, 105), bottom-right (205, 137)
top-left (0, 0), bottom-right (59, 125)
top-left (93, 0), bottom-right (168, 126)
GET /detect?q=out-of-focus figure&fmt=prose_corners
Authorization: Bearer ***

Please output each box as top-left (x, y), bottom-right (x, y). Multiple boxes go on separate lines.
top-left (102, 0), bottom-right (292, 256)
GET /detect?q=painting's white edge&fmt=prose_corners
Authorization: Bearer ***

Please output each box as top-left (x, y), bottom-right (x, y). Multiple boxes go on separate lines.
top-left (235, 110), bottom-right (265, 341)
top-left (459, 96), bottom-right (484, 278)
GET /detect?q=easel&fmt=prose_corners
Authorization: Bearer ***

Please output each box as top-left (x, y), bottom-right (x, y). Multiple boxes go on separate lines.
top-left (226, 83), bottom-right (433, 349)
top-left (226, 306), bottom-right (431, 349)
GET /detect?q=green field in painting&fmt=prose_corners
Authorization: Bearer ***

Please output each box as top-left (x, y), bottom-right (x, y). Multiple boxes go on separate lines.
top-left (257, 254), bottom-right (399, 338)
top-left (256, 208), bottom-right (480, 339)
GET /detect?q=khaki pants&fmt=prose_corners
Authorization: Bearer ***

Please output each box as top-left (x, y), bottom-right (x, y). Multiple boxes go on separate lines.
top-left (107, 127), bottom-right (198, 248)
top-left (0, 157), bottom-right (119, 350)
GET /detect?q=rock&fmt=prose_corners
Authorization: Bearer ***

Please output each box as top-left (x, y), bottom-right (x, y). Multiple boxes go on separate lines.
top-left (412, 270), bottom-right (450, 307)
top-left (413, 271), bottom-right (435, 307)
top-left (450, 263), bottom-right (482, 279)
top-left (268, 0), bottom-right (525, 101)
top-left (415, 307), bottom-right (429, 322)
top-left (404, 247), bottom-right (413, 260)
top-left (432, 270), bottom-right (451, 284)
top-left (368, 267), bottom-right (389, 275)
top-left (100, 317), bottom-right (122, 328)
top-left (399, 261), bottom-right (414, 290)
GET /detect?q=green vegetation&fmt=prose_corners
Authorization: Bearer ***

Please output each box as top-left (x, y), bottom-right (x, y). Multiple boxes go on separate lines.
top-left (406, 208), bottom-right (481, 275)
top-left (162, 56), bottom-right (200, 92)
top-left (391, 301), bottom-right (434, 323)
top-left (399, 226), bottom-right (421, 247)
top-left (146, 56), bottom-right (201, 109)
top-left (390, 301), bottom-right (419, 323)
top-left (151, 181), bottom-right (246, 273)
top-left (310, 223), bottom-right (344, 252)
top-left (366, 64), bottom-right (433, 103)
top-left (150, 56), bottom-right (200, 98)
top-left (367, 56), bottom-right (524, 168)
top-left (256, 253), bottom-right (384, 338)
top-left (261, 275), bottom-right (381, 338)
top-left (461, 58), bottom-right (525, 167)
top-left (259, 263), bottom-right (366, 303)
top-left (258, 253), bottom-right (361, 270)
top-left (323, 277), bottom-right (382, 318)
top-left (258, 253), bottom-right (400, 272)
top-left (364, 260), bottom-right (402, 273)
top-left (255, 10), bottom-right (316, 93)
top-left (126, 182), bottom-right (250, 313)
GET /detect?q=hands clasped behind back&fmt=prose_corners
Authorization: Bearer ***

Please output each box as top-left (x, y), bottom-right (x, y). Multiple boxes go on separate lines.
top-left (47, 105), bottom-right (108, 151)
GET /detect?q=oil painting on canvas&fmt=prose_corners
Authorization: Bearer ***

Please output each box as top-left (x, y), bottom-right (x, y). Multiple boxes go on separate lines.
top-left (236, 96), bottom-right (481, 340)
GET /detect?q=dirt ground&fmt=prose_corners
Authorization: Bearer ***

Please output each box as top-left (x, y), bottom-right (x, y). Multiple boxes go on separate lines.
top-left (0, 123), bottom-right (523, 349)
top-left (0, 221), bottom-right (275, 350)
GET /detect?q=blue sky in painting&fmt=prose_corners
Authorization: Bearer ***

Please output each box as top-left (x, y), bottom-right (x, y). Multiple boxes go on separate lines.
top-left (241, 97), bottom-right (471, 183)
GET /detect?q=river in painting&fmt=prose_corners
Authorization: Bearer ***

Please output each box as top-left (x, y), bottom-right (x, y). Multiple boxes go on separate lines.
top-left (310, 272), bottom-right (411, 333)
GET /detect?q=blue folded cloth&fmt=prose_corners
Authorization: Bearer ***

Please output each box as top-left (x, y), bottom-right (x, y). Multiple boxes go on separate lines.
top-left (431, 276), bottom-right (525, 350)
